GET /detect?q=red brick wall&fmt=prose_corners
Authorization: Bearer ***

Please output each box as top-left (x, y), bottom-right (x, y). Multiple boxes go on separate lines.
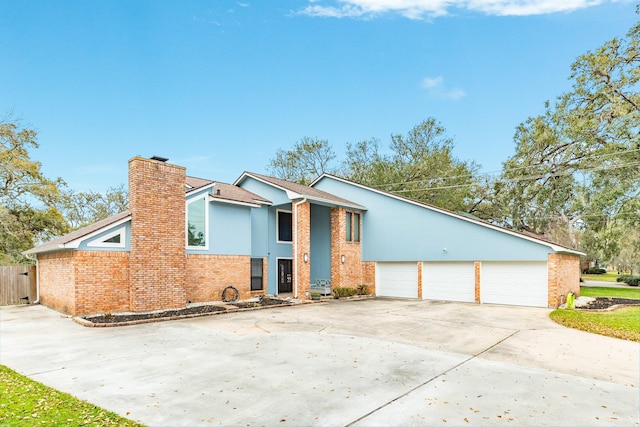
top-left (548, 253), bottom-right (581, 307)
top-left (74, 251), bottom-right (130, 315)
top-left (330, 207), bottom-right (372, 290)
top-left (38, 252), bottom-right (76, 314)
top-left (474, 261), bottom-right (481, 302)
top-left (294, 200), bottom-right (311, 299)
top-left (128, 157), bottom-right (187, 311)
top-left (185, 254), bottom-right (255, 302)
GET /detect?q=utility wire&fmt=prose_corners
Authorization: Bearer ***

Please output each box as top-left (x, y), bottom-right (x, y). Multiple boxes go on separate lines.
top-left (375, 147), bottom-right (640, 189)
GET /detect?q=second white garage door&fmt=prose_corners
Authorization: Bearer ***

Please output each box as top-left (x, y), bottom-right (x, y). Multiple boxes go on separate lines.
top-left (376, 262), bottom-right (418, 298)
top-left (422, 262), bottom-right (475, 302)
top-left (481, 261), bottom-right (548, 307)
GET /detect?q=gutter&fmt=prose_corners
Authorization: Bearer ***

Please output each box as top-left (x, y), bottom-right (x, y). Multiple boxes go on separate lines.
top-left (292, 198), bottom-right (307, 299)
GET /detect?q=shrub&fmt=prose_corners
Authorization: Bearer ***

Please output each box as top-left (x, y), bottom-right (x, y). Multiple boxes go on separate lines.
top-left (617, 276), bottom-right (640, 287)
top-left (356, 284), bottom-right (369, 295)
top-left (582, 267), bottom-right (607, 275)
top-left (332, 287), bottom-right (358, 298)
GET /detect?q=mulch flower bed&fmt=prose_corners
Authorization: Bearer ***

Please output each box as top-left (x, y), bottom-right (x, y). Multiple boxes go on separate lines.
top-left (79, 297), bottom-right (294, 326)
top-left (579, 297), bottom-right (640, 310)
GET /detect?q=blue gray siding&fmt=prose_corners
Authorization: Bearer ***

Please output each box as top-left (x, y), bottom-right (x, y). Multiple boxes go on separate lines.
top-left (313, 177), bottom-right (553, 262)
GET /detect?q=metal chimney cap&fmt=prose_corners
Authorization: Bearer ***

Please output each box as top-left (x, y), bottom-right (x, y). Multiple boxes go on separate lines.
top-left (150, 156), bottom-right (169, 162)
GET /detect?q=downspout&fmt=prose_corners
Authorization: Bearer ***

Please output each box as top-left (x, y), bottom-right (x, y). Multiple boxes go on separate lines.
top-left (292, 198), bottom-right (307, 299)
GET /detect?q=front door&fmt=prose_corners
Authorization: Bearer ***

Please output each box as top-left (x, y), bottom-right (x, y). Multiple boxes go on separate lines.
top-left (278, 259), bottom-right (293, 293)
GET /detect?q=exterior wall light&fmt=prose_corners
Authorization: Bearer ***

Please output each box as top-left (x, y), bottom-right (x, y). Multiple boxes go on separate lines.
top-left (442, 248), bottom-right (448, 252)
top-left (341, 255), bottom-right (346, 264)
top-left (303, 253), bottom-right (309, 263)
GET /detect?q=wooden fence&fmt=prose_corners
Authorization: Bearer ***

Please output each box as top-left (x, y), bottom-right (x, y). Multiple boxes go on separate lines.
top-left (0, 265), bottom-right (37, 306)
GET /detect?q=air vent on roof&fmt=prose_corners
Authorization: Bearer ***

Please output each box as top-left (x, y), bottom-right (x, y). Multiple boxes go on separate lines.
top-left (151, 156), bottom-right (169, 162)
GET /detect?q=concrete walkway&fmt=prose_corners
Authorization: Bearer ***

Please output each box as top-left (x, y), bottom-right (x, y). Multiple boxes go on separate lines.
top-left (581, 280), bottom-right (636, 289)
top-left (1, 299), bottom-right (638, 426)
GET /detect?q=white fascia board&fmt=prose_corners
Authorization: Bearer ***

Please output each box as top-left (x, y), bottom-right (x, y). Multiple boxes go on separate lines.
top-left (23, 244), bottom-right (67, 255)
top-left (207, 194), bottom-right (262, 208)
top-left (186, 183), bottom-right (215, 195)
top-left (313, 174), bottom-right (583, 256)
top-left (64, 215), bottom-right (132, 249)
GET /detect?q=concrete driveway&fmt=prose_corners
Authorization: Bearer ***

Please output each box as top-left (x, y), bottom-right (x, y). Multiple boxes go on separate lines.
top-left (1, 299), bottom-right (638, 426)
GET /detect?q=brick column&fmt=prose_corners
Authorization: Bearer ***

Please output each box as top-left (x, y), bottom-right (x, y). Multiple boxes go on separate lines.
top-left (330, 207), bottom-right (366, 289)
top-left (294, 200), bottom-right (311, 299)
top-left (474, 261), bottom-right (481, 303)
top-left (129, 157), bottom-right (187, 311)
top-left (547, 253), bottom-right (580, 307)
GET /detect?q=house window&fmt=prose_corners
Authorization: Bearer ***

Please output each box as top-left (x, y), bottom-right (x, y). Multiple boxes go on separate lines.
top-left (187, 197), bottom-right (207, 247)
top-left (345, 211), bottom-right (361, 243)
top-left (251, 258), bottom-right (263, 291)
top-left (354, 213), bottom-right (361, 242)
top-left (277, 210), bottom-right (292, 243)
top-left (86, 226), bottom-right (126, 248)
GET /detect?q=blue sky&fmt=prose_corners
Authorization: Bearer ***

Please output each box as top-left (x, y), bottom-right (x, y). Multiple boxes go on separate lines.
top-left (1, 0), bottom-right (636, 193)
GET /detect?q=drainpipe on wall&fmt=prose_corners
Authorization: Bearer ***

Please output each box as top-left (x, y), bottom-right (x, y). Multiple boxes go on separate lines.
top-left (292, 198), bottom-right (307, 299)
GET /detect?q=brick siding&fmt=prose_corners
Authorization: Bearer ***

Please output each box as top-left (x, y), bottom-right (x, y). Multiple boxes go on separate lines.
top-left (548, 253), bottom-right (581, 307)
top-left (185, 254), bottom-right (257, 302)
top-left (38, 252), bottom-right (76, 314)
top-left (294, 200), bottom-right (311, 299)
top-left (329, 207), bottom-right (374, 291)
top-left (128, 157), bottom-right (187, 311)
top-left (74, 251), bottom-right (130, 315)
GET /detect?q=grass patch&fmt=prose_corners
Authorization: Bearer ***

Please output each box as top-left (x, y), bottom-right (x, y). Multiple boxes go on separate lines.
top-left (0, 365), bottom-right (144, 427)
top-left (550, 307), bottom-right (640, 342)
top-left (581, 271), bottom-right (619, 282)
top-left (580, 286), bottom-right (640, 299)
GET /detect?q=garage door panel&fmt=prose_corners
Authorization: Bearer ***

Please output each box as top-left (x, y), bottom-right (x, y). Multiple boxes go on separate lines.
top-left (423, 262), bottom-right (475, 302)
top-left (376, 262), bottom-right (418, 298)
top-left (481, 261), bottom-right (548, 307)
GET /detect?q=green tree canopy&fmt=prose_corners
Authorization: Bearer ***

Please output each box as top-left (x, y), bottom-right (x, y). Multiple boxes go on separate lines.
top-left (343, 118), bottom-right (481, 213)
top-left (268, 137), bottom-right (337, 185)
top-left (498, 20), bottom-right (639, 266)
top-left (0, 118), bottom-right (68, 264)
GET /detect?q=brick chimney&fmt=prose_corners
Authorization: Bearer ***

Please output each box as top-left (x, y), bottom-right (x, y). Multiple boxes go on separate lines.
top-left (128, 157), bottom-right (187, 311)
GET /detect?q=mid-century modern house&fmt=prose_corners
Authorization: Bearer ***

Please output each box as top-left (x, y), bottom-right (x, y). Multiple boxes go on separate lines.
top-left (25, 156), bottom-right (582, 316)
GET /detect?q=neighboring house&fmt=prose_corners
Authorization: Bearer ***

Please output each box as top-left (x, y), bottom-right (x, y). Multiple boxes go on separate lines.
top-left (25, 156), bottom-right (582, 316)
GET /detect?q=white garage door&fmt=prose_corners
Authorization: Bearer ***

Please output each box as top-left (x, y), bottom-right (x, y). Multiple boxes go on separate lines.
top-left (481, 261), bottom-right (548, 307)
top-left (423, 262), bottom-right (475, 302)
top-left (376, 262), bottom-right (418, 298)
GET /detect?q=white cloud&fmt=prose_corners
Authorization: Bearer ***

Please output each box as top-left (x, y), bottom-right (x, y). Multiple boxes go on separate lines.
top-left (421, 76), bottom-right (466, 100)
top-left (298, 0), bottom-right (606, 19)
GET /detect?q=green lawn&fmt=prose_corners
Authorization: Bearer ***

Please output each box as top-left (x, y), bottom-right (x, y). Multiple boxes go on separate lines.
top-left (550, 285), bottom-right (640, 342)
top-left (550, 307), bottom-right (640, 342)
top-left (580, 286), bottom-right (640, 299)
top-left (0, 365), bottom-right (144, 427)
top-left (581, 270), bottom-right (620, 282)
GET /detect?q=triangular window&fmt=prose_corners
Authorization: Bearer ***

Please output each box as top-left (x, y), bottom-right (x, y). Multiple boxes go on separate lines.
top-left (87, 227), bottom-right (126, 248)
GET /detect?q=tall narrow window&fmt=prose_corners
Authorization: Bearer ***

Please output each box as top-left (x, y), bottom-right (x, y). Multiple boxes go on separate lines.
top-left (346, 212), bottom-right (352, 242)
top-left (354, 213), bottom-right (361, 242)
top-left (187, 198), bottom-right (206, 247)
top-left (251, 258), bottom-right (263, 291)
top-left (277, 210), bottom-right (292, 242)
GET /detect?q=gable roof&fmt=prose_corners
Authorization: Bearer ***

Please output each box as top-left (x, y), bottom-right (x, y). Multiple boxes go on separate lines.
top-left (186, 176), bottom-right (214, 191)
top-left (24, 210), bottom-right (132, 255)
top-left (311, 174), bottom-right (584, 255)
top-left (186, 176), bottom-right (271, 207)
top-left (234, 172), bottom-right (366, 210)
top-left (210, 181), bottom-right (272, 207)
